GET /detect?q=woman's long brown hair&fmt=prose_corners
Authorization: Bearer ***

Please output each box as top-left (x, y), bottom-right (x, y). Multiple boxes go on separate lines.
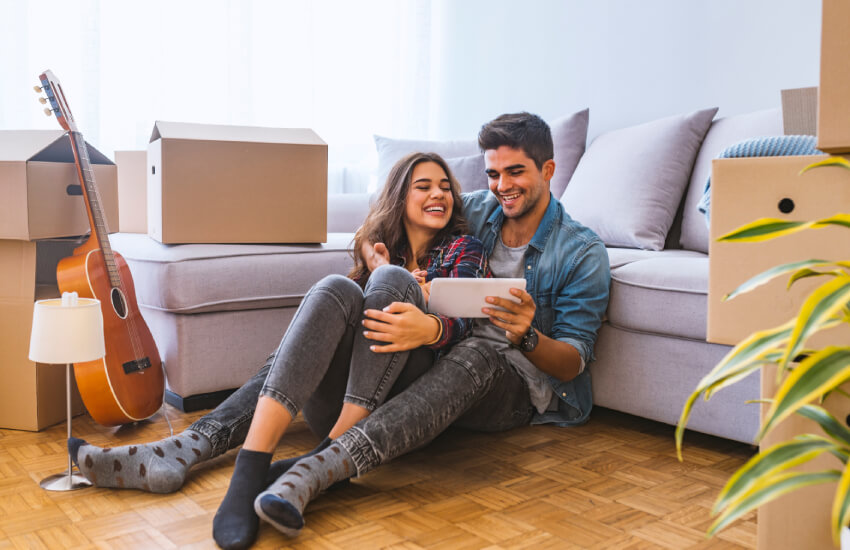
top-left (348, 152), bottom-right (468, 286)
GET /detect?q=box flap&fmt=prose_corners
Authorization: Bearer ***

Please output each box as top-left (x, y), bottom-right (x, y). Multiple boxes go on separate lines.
top-left (0, 130), bottom-right (65, 161)
top-left (29, 134), bottom-right (115, 165)
top-left (149, 121), bottom-right (326, 146)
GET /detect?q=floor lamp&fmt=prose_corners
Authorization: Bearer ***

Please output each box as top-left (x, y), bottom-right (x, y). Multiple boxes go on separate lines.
top-left (29, 292), bottom-right (105, 491)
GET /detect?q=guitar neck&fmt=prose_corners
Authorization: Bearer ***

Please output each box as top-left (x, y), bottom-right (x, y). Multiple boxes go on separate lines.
top-left (69, 131), bottom-right (121, 288)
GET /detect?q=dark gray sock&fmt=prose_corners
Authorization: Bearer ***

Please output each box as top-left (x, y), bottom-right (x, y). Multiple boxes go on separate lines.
top-left (254, 443), bottom-right (356, 537)
top-left (213, 449), bottom-right (272, 550)
top-left (69, 430), bottom-right (211, 493)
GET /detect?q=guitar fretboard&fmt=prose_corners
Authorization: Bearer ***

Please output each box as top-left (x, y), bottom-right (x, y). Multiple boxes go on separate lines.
top-left (70, 131), bottom-right (121, 289)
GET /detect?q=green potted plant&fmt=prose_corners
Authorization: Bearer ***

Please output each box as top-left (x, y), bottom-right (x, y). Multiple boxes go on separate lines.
top-left (676, 156), bottom-right (850, 546)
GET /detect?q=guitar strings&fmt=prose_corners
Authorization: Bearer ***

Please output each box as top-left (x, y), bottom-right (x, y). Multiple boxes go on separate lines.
top-left (75, 133), bottom-right (147, 377)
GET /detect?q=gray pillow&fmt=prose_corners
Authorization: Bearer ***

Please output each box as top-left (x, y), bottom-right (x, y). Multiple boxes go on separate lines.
top-left (374, 136), bottom-right (479, 187)
top-left (446, 154), bottom-right (488, 192)
top-left (679, 108), bottom-right (783, 253)
top-left (373, 107), bottom-right (589, 195)
top-left (550, 108), bottom-right (589, 198)
top-left (560, 107), bottom-right (718, 251)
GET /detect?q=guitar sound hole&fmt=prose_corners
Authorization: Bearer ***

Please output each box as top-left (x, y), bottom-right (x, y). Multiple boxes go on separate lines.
top-left (111, 287), bottom-right (128, 319)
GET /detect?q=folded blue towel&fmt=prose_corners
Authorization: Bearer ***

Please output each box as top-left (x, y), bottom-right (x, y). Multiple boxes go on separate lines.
top-left (699, 135), bottom-right (824, 227)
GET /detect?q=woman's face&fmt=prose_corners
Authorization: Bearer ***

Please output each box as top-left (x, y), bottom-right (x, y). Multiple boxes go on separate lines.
top-left (403, 161), bottom-right (454, 236)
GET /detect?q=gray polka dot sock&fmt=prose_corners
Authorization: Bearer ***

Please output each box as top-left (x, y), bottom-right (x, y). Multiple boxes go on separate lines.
top-left (69, 430), bottom-right (212, 493)
top-left (253, 443), bottom-right (356, 537)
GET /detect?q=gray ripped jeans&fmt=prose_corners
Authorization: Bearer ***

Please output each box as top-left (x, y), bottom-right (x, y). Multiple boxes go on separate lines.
top-left (190, 265), bottom-right (434, 456)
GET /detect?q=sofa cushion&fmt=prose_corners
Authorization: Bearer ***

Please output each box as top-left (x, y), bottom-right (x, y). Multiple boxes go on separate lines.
top-left (606, 246), bottom-right (705, 270)
top-left (374, 108), bottom-right (589, 196)
top-left (561, 107), bottom-right (718, 251)
top-left (110, 233), bottom-right (355, 314)
top-left (679, 108), bottom-right (783, 253)
top-left (606, 254), bottom-right (709, 340)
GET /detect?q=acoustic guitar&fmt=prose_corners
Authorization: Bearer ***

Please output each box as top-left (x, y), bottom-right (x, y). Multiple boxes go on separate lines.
top-left (36, 70), bottom-right (164, 426)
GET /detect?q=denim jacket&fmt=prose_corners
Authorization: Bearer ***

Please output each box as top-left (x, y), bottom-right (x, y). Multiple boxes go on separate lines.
top-left (462, 190), bottom-right (611, 426)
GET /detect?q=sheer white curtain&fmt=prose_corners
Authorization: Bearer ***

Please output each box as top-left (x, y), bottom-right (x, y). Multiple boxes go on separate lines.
top-left (0, 0), bottom-right (436, 193)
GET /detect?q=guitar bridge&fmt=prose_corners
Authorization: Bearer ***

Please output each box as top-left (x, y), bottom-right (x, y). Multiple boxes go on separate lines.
top-left (123, 357), bottom-right (152, 374)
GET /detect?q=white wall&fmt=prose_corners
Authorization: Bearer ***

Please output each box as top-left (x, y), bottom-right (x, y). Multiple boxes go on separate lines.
top-left (428, 0), bottom-right (822, 141)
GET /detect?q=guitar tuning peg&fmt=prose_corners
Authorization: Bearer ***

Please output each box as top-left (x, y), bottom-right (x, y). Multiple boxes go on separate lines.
top-left (44, 107), bottom-right (53, 116)
top-left (34, 85), bottom-right (43, 93)
top-left (38, 97), bottom-right (47, 104)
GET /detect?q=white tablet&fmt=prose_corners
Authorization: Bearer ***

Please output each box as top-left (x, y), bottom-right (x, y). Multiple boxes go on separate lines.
top-left (427, 278), bottom-right (526, 318)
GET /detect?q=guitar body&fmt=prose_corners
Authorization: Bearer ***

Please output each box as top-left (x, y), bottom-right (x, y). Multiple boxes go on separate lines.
top-left (57, 247), bottom-right (164, 426)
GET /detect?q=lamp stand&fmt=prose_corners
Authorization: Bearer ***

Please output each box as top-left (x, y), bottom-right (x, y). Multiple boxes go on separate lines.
top-left (39, 363), bottom-right (91, 491)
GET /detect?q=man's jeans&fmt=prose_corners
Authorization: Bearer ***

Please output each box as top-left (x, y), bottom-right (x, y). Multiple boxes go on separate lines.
top-left (336, 336), bottom-right (535, 475)
top-left (190, 265), bottom-right (433, 457)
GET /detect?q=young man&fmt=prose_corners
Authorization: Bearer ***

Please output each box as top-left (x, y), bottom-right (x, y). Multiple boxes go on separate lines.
top-left (69, 112), bottom-right (610, 546)
top-left (252, 112), bottom-right (611, 536)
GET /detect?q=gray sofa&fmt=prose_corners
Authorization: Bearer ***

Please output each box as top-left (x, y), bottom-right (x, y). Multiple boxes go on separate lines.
top-left (111, 106), bottom-right (786, 444)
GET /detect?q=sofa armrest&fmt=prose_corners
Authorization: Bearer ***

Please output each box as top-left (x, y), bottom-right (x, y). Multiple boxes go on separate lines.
top-left (327, 193), bottom-right (372, 233)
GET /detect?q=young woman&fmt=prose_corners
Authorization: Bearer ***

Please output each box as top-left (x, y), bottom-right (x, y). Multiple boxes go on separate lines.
top-left (212, 152), bottom-right (490, 549)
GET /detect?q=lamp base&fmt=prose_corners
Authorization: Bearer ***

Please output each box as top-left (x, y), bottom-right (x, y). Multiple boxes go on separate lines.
top-left (39, 469), bottom-right (92, 491)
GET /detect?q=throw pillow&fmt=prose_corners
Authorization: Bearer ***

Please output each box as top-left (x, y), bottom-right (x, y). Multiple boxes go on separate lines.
top-left (374, 136), bottom-right (479, 189)
top-left (445, 154), bottom-right (488, 192)
top-left (678, 108), bottom-right (783, 253)
top-left (560, 107), bottom-right (719, 251)
top-left (373, 107), bottom-right (590, 195)
top-left (549, 108), bottom-right (589, 198)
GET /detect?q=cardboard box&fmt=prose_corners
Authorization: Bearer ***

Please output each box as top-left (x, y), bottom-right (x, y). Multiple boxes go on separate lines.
top-left (0, 130), bottom-right (119, 240)
top-left (708, 156), bottom-right (850, 346)
top-left (781, 87), bottom-right (818, 136)
top-left (147, 121), bottom-right (327, 244)
top-left (0, 239), bottom-right (86, 431)
top-left (758, 366), bottom-right (848, 549)
top-left (817, 0), bottom-right (850, 153)
top-left (115, 150), bottom-right (147, 233)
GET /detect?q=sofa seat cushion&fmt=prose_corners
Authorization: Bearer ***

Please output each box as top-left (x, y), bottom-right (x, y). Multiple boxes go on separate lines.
top-left (606, 247), bottom-right (706, 269)
top-left (607, 253), bottom-right (708, 340)
top-left (110, 232), bottom-right (355, 314)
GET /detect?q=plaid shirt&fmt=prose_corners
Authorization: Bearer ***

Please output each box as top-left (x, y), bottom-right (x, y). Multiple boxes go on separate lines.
top-left (393, 234), bottom-right (490, 349)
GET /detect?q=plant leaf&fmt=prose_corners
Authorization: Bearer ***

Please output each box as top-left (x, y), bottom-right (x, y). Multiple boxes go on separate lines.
top-left (788, 268), bottom-right (846, 289)
top-left (833, 462), bottom-right (850, 545)
top-left (718, 218), bottom-right (813, 243)
top-left (760, 347), bottom-right (850, 441)
top-left (797, 404), bottom-right (850, 449)
top-left (812, 214), bottom-right (850, 231)
top-left (800, 156), bottom-right (850, 174)
top-left (713, 435), bottom-right (837, 515)
top-left (780, 276), bottom-right (850, 369)
top-left (722, 259), bottom-right (830, 301)
top-left (675, 321), bottom-right (794, 460)
top-left (709, 470), bottom-right (841, 536)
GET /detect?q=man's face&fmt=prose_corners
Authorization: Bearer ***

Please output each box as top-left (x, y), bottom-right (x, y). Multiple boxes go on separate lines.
top-left (484, 145), bottom-right (553, 220)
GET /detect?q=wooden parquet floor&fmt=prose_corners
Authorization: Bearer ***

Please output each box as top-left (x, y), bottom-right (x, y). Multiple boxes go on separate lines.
top-left (0, 406), bottom-right (757, 549)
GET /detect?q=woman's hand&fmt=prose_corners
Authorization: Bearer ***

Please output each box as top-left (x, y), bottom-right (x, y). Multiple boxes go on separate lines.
top-left (361, 241), bottom-right (391, 272)
top-left (362, 302), bottom-right (440, 353)
top-left (411, 269), bottom-right (431, 303)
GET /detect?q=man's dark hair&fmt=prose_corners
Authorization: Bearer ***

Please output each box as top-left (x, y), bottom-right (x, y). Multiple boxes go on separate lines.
top-left (477, 112), bottom-right (553, 170)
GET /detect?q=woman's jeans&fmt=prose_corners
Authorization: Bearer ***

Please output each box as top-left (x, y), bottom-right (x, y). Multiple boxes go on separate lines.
top-left (190, 265), bottom-right (433, 457)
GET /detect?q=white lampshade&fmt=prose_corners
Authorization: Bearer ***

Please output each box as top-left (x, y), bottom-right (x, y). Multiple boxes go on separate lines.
top-left (29, 294), bottom-right (106, 364)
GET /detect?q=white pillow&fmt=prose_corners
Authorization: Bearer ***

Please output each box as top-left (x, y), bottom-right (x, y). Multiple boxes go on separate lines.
top-left (561, 108), bottom-right (718, 250)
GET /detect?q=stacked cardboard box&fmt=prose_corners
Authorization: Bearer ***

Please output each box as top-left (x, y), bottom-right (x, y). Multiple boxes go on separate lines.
top-left (0, 130), bottom-right (118, 430)
top-left (709, 1), bottom-right (850, 546)
top-left (146, 122), bottom-right (328, 244)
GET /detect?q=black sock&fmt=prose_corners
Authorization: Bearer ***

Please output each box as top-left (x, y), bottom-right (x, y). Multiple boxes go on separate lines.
top-left (213, 449), bottom-right (272, 550)
top-left (264, 436), bottom-right (333, 486)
